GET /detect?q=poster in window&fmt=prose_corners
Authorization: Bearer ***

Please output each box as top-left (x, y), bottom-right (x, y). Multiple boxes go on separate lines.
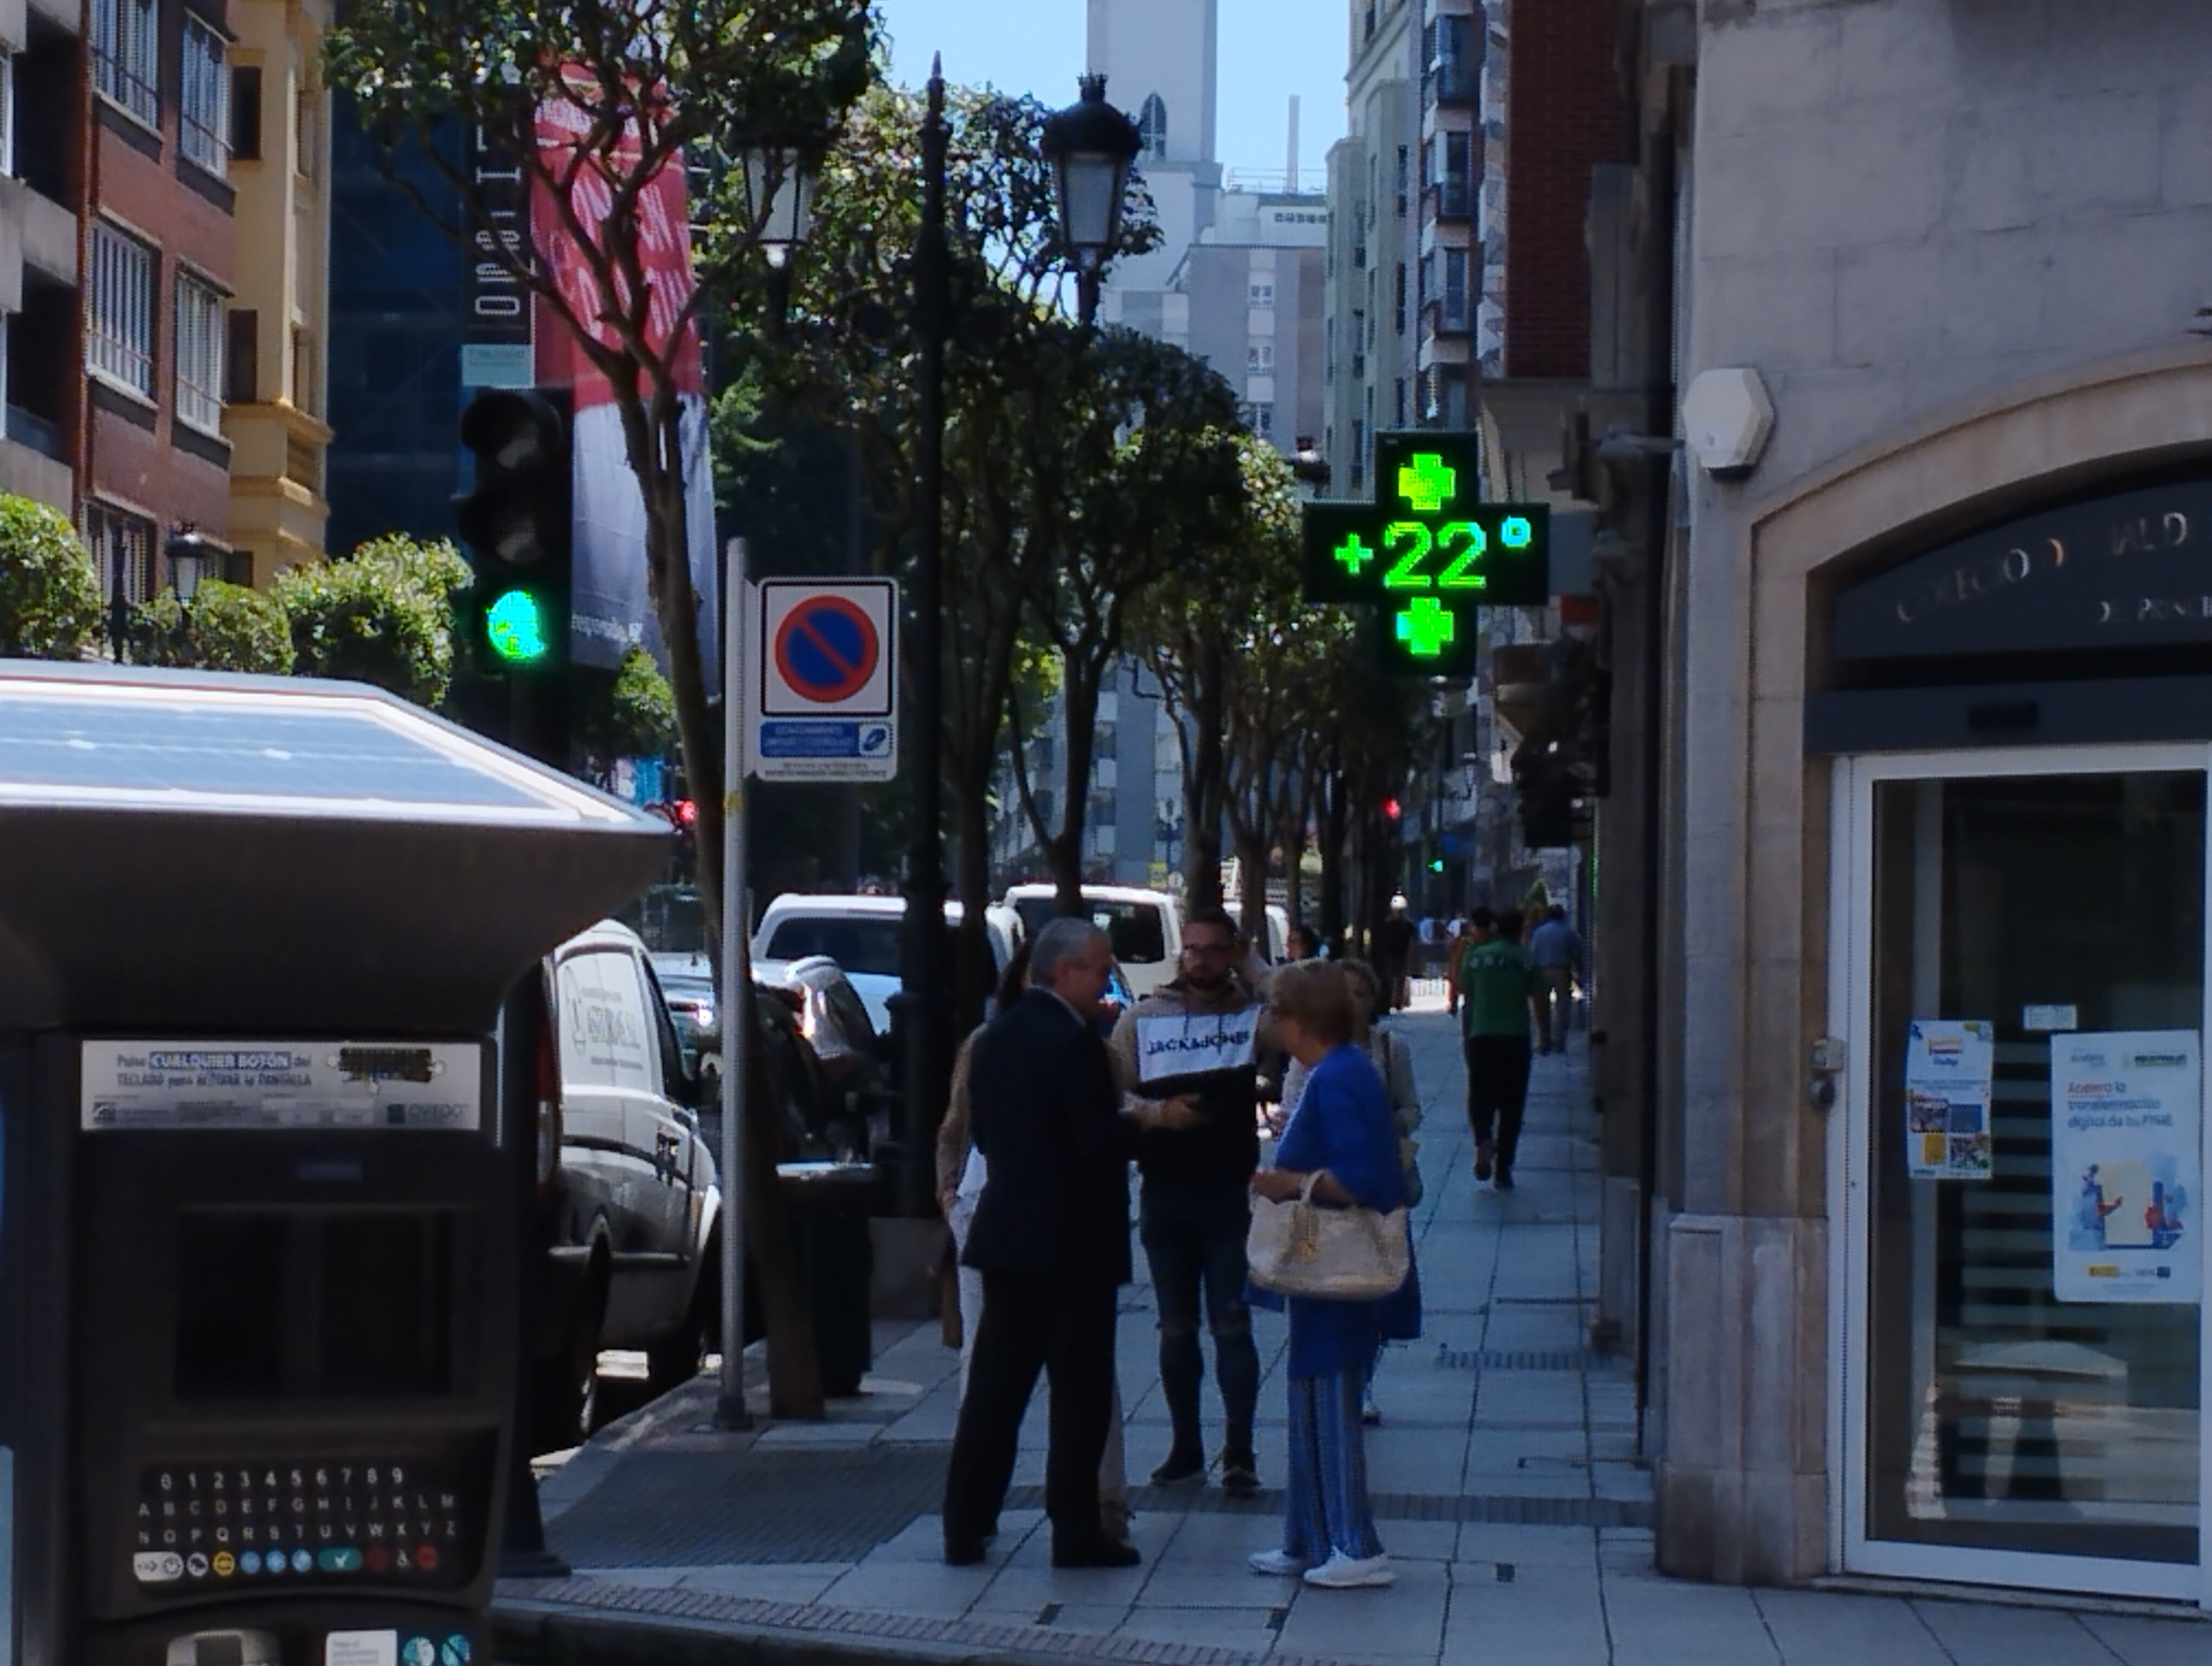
top-left (2050, 1030), bottom-right (2199, 1305)
top-left (1902, 1019), bottom-right (1995, 1181)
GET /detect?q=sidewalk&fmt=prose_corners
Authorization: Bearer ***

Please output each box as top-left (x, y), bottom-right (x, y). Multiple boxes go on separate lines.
top-left (494, 1003), bottom-right (2206, 1665)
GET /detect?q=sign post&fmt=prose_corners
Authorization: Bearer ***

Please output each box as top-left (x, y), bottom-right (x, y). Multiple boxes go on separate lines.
top-left (718, 537), bottom-right (754, 1430)
top-left (746, 579), bottom-right (901, 782)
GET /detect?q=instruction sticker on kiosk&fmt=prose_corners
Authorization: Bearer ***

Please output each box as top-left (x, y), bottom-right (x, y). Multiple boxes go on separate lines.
top-left (80, 1042), bottom-right (483, 1131)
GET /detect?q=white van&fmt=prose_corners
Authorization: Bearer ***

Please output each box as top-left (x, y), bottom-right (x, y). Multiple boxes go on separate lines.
top-left (751, 893), bottom-right (1023, 1034)
top-left (1001, 883), bottom-right (1186, 998)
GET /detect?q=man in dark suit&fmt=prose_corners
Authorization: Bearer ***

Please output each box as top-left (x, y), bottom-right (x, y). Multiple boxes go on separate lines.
top-left (943, 918), bottom-right (1193, 1568)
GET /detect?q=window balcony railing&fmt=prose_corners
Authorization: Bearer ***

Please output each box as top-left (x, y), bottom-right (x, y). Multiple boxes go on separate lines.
top-left (93, 50), bottom-right (158, 130)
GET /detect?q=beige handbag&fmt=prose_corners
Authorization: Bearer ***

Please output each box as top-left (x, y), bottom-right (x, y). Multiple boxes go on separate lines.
top-left (1248, 1172), bottom-right (1411, 1299)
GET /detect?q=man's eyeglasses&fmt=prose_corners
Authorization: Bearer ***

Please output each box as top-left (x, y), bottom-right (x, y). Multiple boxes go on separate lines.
top-left (1182, 940), bottom-right (1236, 957)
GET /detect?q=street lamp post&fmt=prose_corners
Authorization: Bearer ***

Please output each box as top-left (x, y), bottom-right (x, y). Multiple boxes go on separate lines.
top-left (889, 59), bottom-right (955, 1222)
top-left (166, 527), bottom-right (213, 608)
top-left (1043, 74), bottom-right (1141, 329)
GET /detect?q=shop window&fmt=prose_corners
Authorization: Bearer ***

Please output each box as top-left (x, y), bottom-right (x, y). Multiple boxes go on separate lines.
top-left (91, 0), bottom-right (159, 129)
top-left (87, 221), bottom-right (156, 398)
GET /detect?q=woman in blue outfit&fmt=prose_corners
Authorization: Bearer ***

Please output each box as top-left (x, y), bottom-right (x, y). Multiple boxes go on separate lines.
top-left (1248, 960), bottom-right (1422, 1590)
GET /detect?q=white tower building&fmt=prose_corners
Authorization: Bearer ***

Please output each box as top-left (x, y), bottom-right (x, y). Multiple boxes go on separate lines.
top-left (1086, 0), bottom-right (1223, 297)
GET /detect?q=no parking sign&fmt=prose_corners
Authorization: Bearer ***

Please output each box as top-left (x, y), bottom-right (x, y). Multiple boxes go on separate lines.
top-left (745, 579), bottom-right (900, 781)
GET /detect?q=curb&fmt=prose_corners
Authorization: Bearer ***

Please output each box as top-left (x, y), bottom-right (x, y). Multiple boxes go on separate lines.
top-left (490, 1598), bottom-right (987, 1666)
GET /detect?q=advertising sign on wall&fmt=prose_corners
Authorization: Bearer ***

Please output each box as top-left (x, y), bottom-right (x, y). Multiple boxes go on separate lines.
top-left (1902, 1018), bottom-right (1996, 1181)
top-left (531, 74), bottom-right (718, 674)
top-left (2050, 1030), bottom-right (2200, 1305)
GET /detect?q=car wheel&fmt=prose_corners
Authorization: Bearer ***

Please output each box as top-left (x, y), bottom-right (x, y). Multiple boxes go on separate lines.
top-left (645, 1235), bottom-right (719, 1395)
top-left (531, 1251), bottom-right (607, 1452)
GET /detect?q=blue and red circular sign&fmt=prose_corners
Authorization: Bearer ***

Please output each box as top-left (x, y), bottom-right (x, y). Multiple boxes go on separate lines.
top-left (774, 594), bottom-right (880, 703)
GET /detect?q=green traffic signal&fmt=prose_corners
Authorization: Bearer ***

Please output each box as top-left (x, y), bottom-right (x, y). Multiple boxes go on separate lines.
top-left (485, 587), bottom-right (551, 665)
top-left (1428, 857), bottom-right (1445, 874)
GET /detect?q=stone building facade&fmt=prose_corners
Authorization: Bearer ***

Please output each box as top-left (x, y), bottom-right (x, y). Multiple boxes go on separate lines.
top-left (1566, 0), bottom-right (2212, 1609)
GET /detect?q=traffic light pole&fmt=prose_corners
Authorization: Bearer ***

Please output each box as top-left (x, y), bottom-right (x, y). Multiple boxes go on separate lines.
top-left (718, 539), bottom-right (755, 1431)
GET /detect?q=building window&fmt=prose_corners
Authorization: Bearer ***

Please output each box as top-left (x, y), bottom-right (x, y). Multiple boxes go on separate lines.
top-left (175, 273), bottom-right (224, 434)
top-left (295, 81), bottom-right (321, 182)
top-left (292, 325), bottom-right (317, 415)
top-left (1394, 145), bottom-right (1409, 217)
top-left (230, 65), bottom-right (263, 161)
top-left (1249, 280), bottom-right (1275, 309)
top-left (1394, 378), bottom-right (1407, 427)
top-left (226, 307), bottom-right (258, 404)
top-left (1246, 341), bottom-right (1275, 372)
top-left (83, 501), bottom-right (153, 614)
top-left (1137, 93), bottom-right (1167, 163)
top-left (1437, 131), bottom-right (1474, 219)
top-left (181, 16), bottom-right (229, 175)
top-left (0, 52), bottom-right (14, 180)
top-left (87, 221), bottom-right (156, 398)
top-left (1443, 248), bottom-right (1470, 332)
top-left (1394, 262), bottom-right (1408, 335)
top-left (91, 0), bottom-right (159, 130)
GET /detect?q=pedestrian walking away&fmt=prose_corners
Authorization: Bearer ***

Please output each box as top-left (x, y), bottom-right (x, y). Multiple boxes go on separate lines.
top-left (1374, 896), bottom-right (1416, 1011)
top-left (1455, 907), bottom-right (1542, 1191)
top-left (1246, 960), bottom-right (1422, 1591)
top-left (936, 940), bottom-right (1133, 1544)
top-left (942, 919), bottom-right (1195, 1569)
top-left (1109, 907), bottom-right (1276, 1496)
top-left (1528, 904), bottom-right (1583, 1055)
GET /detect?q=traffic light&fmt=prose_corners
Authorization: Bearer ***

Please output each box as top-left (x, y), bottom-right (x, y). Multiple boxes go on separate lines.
top-left (455, 389), bottom-right (572, 675)
top-left (1427, 856), bottom-right (1446, 874)
top-left (1383, 796), bottom-right (1403, 822)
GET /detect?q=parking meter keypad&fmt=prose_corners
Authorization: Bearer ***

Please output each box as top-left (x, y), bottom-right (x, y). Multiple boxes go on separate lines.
top-left (131, 1461), bottom-right (469, 1588)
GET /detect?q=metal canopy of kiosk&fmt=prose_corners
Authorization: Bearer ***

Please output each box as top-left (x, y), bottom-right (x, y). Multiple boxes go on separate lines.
top-left (0, 663), bottom-right (670, 1666)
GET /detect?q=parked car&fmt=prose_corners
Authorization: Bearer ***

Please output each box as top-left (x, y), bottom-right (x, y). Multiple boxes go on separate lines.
top-left (750, 893), bottom-right (1023, 1034)
top-left (1001, 883), bottom-right (1184, 997)
top-left (533, 921), bottom-right (719, 1450)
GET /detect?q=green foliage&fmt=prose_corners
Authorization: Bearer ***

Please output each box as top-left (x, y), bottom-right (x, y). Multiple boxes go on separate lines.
top-left (274, 536), bottom-right (474, 708)
top-left (583, 646), bottom-right (679, 758)
top-left (0, 494), bottom-right (102, 660)
top-left (132, 581), bottom-right (297, 674)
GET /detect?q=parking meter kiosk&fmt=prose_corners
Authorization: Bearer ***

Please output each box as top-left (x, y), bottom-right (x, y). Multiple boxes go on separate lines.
top-left (0, 663), bottom-right (669, 1666)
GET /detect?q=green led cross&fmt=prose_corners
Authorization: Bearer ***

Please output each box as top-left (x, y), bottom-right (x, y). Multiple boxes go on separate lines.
top-left (1333, 532), bottom-right (1376, 576)
top-left (1396, 596), bottom-right (1456, 658)
top-left (1398, 451), bottom-right (1457, 514)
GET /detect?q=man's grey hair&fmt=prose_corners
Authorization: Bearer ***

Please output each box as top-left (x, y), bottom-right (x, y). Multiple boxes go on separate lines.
top-left (1029, 917), bottom-right (1105, 986)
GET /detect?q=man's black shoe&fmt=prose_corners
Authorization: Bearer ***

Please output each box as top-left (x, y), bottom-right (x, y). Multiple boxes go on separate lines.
top-left (1150, 1449), bottom-right (1206, 1485)
top-left (1219, 1456), bottom-right (1261, 1496)
top-left (1052, 1537), bottom-right (1142, 1570)
top-left (944, 1537), bottom-right (988, 1567)
top-left (1494, 1167), bottom-right (1515, 1192)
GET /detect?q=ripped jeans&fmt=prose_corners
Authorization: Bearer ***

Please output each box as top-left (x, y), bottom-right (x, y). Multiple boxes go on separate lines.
top-left (1138, 1179), bottom-right (1261, 1465)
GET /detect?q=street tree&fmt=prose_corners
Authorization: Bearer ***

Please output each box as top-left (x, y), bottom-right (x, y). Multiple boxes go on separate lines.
top-left (328, 2), bottom-right (874, 1419)
top-left (738, 79), bottom-right (1159, 1009)
top-left (1004, 331), bottom-right (1244, 917)
top-left (1132, 432), bottom-right (1303, 912)
top-left (0, 495), bottom-right (102, 661)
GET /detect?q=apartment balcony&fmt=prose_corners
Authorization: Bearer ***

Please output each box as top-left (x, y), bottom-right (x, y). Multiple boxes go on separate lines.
top-left (1426, 180), bottom-right (1474, 225)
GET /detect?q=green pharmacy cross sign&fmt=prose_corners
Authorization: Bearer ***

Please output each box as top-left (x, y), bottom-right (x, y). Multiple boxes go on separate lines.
top-left (1301, 433), bottom-right (1550, 676)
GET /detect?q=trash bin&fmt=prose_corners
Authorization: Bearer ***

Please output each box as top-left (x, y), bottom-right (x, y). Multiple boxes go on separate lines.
top-left (776, 1162), bottom-right (879, 1398)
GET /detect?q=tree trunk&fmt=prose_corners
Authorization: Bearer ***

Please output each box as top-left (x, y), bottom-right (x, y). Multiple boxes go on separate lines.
top-left (1318, 761), bottom-right (1348, 951)
top-left (1184, 629), bottom-right (1227, 910)
top-left (1236, 830), bottom-right (1269, 945)
top-left (640, 442), bottom-right (823, 1421)
top-left (1049, 659), bottom-right (1103, 917)
top-left (953, 774), bottom-right (996, 1033)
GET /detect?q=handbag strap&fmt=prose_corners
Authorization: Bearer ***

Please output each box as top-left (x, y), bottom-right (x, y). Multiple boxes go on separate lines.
top-left (1298, 1171), bottom-right (1323, 1202)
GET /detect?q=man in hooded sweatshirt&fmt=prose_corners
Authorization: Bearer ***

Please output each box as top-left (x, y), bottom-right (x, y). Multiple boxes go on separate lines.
top-left (1109, 906), bottom-right (1279, 1495)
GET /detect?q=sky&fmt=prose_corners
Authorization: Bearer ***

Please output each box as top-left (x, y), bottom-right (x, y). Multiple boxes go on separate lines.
top-left (873, 0), bottom-right (1351, 188)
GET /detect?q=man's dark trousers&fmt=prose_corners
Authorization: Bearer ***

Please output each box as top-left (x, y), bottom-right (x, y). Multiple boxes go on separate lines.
top-left (1139, 1180), bottom-right (1260, 1466)
top-left (1464, 1034), bottom-right (1534, 1169)
top-left (944, 1269), bottom-right (1118, 1547)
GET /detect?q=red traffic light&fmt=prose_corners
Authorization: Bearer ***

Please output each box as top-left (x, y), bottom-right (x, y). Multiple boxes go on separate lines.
top-left (676, 799), bottom-right (698, 826)
top-left (1383, 797), bottom-right (1402, 821)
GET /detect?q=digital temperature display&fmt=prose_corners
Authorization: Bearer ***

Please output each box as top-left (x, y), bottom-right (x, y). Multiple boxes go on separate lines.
top-left (1300, 433), bottom-right (1551, 673)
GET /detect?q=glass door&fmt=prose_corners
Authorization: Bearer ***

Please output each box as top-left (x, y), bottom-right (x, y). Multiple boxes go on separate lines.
top-left (1833, 746), bottom-right (2211, 1604)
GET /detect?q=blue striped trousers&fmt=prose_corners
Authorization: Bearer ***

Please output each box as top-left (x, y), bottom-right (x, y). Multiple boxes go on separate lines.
top-left (1281, 1368), bottom-right (1383, 1564)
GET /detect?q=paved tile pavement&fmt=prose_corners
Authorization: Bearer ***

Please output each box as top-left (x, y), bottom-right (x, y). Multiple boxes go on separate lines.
top-left (498, 998), bottom-right (2209, 1664)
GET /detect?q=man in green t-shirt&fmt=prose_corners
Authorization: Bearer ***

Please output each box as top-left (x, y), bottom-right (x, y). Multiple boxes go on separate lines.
top-left (1455, 907), bottom-right (1543, 1190)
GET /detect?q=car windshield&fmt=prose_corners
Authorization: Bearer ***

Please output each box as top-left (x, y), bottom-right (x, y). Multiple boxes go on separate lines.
top-left (762, 915), bottom-right (904, 978)
top-left (1011, 896), bottom-right (1167, 965)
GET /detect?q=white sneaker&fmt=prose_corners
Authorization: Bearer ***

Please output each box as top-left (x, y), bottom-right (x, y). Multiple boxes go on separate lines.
top-left (1249, 1549), bottom-right (1307, 1577)
top-left (1302, 1552), bottom-right (1394, 1589)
